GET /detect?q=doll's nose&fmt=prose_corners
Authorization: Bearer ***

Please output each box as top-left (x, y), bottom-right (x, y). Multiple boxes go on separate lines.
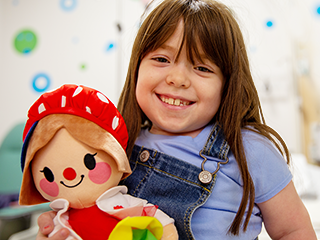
top-left (63, 167), bottom-right (77, 180)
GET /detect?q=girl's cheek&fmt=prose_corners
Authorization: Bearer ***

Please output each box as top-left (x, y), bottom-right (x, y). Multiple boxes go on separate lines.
top-left (88, 162), bottom-right (111, 184)
top-left (39, 178), bottom-right (59, 197)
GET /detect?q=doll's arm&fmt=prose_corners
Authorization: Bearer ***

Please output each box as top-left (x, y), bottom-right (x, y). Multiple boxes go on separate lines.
top-left (152, 205), bottom-right (174, 226)
top-left (258, 181), bottom-right (317, 240)
top-left (121, 193), bottom-right (175, 226)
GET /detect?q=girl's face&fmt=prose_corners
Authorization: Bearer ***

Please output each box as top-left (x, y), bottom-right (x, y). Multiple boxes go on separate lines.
top-left (31, 128), bottom-right (123, 209)
top-left (136, 20), bottom-right (224, 137)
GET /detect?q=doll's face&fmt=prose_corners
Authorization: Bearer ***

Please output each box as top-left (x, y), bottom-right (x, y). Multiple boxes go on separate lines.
top-left (31, 128), bottom-right (123, 209)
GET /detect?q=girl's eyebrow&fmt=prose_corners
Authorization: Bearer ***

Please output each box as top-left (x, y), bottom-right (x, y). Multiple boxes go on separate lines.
top-left (157, 44), bottom-right (215, 65)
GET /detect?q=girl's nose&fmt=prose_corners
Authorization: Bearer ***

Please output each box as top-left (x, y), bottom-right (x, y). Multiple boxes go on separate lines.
top-left (63, 167), bottom-right (77, 180)
top-left (166, 64), bottom-right (191, 88)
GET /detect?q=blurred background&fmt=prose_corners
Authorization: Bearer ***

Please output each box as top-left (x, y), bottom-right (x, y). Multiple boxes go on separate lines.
top-left (0, 0), bottom-right (320, 239)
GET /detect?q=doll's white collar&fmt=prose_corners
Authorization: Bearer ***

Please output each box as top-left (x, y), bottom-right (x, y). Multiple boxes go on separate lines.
top-left (49, 185), bottom-right (147, 213)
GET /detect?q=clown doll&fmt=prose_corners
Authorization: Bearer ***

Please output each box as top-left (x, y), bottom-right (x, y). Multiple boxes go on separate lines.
top-left (19, 84), bottom-right (178, 240)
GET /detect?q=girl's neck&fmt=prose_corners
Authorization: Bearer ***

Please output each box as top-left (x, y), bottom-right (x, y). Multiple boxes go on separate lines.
top-left (149, 126), bottom-right (204, 138)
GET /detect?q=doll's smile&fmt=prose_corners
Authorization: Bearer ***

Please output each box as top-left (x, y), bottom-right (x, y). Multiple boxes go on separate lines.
top-left (60, 174), bottom-right (85, 188)
top-left (157, 94), bottom-right (193, 106)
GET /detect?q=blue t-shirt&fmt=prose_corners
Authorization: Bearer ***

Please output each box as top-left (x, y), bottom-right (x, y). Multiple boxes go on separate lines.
top-left (136, 124), bottom-right (292, 239)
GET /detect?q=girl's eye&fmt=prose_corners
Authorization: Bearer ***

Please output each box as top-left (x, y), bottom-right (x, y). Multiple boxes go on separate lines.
top-left (40, 167), bottom-right (54, 182)
top-left (153, 57), bottom-right (169, 63)
top-left (195, 66), bottom-right (213, 73)
top-left (84, 153), bottom-right (97, 170)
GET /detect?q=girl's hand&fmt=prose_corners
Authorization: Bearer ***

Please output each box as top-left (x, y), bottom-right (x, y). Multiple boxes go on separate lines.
top-left (36, 211), bottom-right (71, 240)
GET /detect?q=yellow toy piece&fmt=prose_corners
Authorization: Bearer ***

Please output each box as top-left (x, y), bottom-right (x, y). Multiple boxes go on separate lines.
top-left (108, 216), bottom-right (163, 240)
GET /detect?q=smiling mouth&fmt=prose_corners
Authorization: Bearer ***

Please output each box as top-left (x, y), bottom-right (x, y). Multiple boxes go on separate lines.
top-left (158, 95), bottom-right (193, 106)
top-left (60, 175), bottom-right (85, 188)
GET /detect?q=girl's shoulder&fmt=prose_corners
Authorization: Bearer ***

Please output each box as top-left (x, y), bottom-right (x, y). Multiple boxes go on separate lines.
top-left (241, 128), bottom-right (279, 155)
top-left (240, 128), bottom-right (292, 203)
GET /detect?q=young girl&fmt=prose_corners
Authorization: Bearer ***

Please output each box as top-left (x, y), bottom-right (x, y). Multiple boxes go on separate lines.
top-left (37, 0), bottom-right (316, 239)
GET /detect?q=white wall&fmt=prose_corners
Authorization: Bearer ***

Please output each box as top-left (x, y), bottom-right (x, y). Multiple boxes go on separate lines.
top-left (238, 0), bottom-right (302, 153)
top-left (0, 0), bottom-right (144, 141)
top-left (221, 0), bottom-right (320, 154)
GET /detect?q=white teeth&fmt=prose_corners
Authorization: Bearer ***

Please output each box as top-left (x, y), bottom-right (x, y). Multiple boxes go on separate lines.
top-left (160, 96), bottom-right (189, 106)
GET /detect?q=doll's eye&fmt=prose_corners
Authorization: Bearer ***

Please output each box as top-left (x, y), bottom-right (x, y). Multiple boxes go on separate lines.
top-left (40, 167), bottom-right (54, 182)
top-left (84, 153), bottom-right (97, 170)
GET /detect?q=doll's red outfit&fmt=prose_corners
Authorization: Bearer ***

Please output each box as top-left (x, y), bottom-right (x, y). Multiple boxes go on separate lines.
top-left (49, 186), bottom-right (174, 240)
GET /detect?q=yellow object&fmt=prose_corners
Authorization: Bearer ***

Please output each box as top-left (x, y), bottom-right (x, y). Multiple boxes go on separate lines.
top-left (108, 216), bottom-right (163, 240)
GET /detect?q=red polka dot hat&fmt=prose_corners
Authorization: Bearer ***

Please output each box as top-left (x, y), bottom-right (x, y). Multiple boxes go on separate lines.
top-left (23, 84), bottom-right (128, 149)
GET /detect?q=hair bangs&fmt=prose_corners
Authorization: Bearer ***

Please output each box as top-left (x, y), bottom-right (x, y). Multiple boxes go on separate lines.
top-left (139, 1), bottom-right (186, 61)
top-left (183, 1), bottom-right (234, 77)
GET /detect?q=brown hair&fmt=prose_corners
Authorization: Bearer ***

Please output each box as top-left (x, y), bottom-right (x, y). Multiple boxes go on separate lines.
top-left (117, 0), bottom-right (290, 235)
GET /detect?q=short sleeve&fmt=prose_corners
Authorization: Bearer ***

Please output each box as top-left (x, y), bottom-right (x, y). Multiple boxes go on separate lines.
top-left (242, 130), bottom-right (292, 203)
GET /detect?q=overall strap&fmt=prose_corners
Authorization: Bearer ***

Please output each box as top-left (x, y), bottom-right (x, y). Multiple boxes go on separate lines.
top-left (125, 145), bottom-right (217, 240)
top-left (201, 122), bottom-right (230, 161)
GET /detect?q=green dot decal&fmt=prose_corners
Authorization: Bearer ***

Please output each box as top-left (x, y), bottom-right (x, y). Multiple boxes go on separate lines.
top-left (14, 30), bottom-right (37, 54)
top-left (80, 63), bottom-right (86, 70)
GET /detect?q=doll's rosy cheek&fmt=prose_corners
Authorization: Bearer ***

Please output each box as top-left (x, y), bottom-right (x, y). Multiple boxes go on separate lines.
top-left (88, 162), bottom-right (111, 184)
top-left (39, 178), bottom-right (59, 197)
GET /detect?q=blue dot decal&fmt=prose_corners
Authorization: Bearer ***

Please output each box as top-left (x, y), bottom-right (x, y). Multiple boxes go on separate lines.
top-left (266, 21), bottom-right (273, 28)
top-left (60, 0), bottom-right (77, 12)
top-left (317, 6), bottom-right (320, 15)
top-left (106, 42), bottom-right (116, 52)
top-left (32, 73), bottom-right (50, 93)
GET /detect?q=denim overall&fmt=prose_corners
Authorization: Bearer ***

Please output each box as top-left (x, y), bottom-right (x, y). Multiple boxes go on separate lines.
top-left (122, 123), bottom-right (231, 239)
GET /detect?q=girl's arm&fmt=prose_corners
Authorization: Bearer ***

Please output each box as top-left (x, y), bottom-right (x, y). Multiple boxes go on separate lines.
top-left (36, 211), bottom-right (71, 240)
top-left (258, 181), bottom-right (317, 240)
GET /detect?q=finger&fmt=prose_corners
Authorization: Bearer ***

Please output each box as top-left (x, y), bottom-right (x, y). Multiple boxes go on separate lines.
top-left (36, 228), bottom-right (70, 240)
top-left (37, 211), bottom-right (57, 236)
